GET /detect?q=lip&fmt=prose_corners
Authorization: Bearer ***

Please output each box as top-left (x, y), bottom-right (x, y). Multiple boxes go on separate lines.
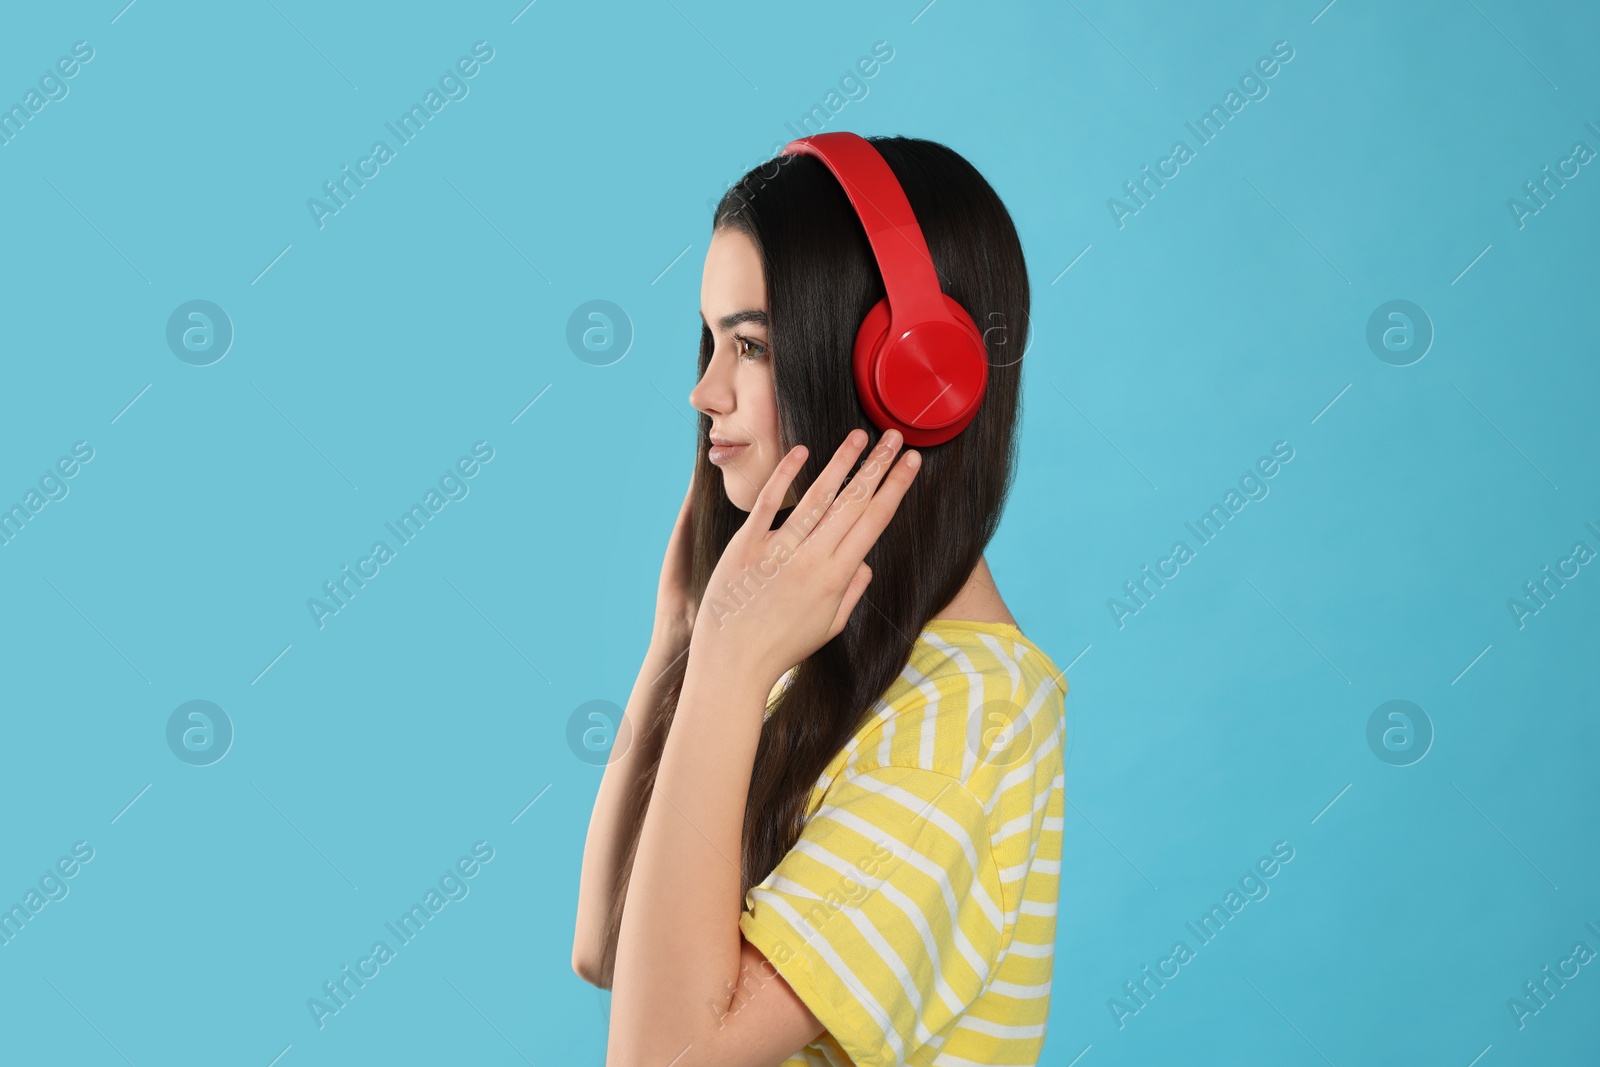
top-left (708, 434), bottom-right (749, 465)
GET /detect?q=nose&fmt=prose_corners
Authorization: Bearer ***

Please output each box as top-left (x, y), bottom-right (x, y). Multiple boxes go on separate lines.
top-left (689, 341), bottom-right (734, 417)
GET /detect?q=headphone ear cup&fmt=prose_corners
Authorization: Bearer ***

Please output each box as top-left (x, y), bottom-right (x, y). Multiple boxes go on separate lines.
top-left (940, 294), bottom-right (988, 368)
top-left (853, 296), bottom-right (990, 446)
top-left (852, 298), bottom-right (898, 435)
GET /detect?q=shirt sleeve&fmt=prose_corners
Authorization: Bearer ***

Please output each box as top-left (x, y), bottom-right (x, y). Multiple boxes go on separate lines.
top-left (738, 763), bottom-right (1007, 1067)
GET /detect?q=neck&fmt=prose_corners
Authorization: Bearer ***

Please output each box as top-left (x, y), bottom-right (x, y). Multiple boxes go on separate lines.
top-left (934, 556), bottom-right (1016, 626)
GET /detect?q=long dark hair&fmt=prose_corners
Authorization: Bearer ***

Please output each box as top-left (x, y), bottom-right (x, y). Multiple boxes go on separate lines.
top-left (598, 135), bottom-right (1030, 985)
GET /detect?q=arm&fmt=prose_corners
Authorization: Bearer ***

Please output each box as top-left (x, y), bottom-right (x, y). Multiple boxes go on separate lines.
top-left (575, 474), bottom-right (699, 986)
top-left (605, 646), bottom-right (824, 1065)
top-left (571, 632), bottom-right (685, 987)
top-left (607, 429), bottom-right (918, 1064)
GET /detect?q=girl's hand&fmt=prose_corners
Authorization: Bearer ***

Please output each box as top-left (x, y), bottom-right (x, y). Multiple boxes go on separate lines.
top-left (691, 427), bottom-right (920, 692)
top-left (652, 472), bottom-right (698, 651)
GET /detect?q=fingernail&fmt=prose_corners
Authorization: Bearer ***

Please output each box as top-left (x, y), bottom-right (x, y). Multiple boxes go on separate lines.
top-left (906, 450), bottom-right (921, 469)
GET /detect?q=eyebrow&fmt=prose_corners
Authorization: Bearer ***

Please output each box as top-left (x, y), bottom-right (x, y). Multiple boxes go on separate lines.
top-left (700, 309), bottom-right (769, 331)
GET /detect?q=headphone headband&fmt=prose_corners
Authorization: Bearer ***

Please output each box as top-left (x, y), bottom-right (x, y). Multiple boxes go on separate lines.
top-left (779, 132), bottom-right (953, 328)
top-left (775, 131), bottom-right (989, 446)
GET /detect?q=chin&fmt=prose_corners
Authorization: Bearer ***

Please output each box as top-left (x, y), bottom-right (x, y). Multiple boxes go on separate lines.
top-left (717, 458), bottom-right (787, 514)
top-left (719, 473), bottom-right (755, 513)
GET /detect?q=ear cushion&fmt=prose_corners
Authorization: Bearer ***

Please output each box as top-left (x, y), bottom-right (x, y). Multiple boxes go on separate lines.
top-left (852, 294), bottom-right (989, 446)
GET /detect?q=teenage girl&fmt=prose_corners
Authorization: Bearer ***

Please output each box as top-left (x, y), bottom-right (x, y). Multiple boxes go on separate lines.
top-left (574, 134), bottom-right (1067, 1067)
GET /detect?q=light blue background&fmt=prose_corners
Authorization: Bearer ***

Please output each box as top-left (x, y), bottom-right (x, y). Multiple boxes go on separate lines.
top-left (1, 1), bottom-right (1596, 1064)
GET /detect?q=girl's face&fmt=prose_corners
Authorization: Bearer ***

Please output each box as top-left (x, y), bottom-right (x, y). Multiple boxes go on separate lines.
top-left (690, 226), bottom-right (795, 513)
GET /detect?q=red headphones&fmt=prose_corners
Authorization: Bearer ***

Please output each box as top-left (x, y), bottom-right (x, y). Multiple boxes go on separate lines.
top-left (778, 132), bottom-right (988, 446)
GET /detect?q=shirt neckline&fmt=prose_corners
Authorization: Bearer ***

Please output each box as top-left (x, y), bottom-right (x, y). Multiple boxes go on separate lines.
top-left (922, 617), bottom-right (1025, 637)
top-left (766, 619), bottom-right (1051, 723)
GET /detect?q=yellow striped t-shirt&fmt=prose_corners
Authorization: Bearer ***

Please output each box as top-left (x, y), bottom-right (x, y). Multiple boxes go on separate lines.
top-left (740, 619), bottom-right (1067, 1067)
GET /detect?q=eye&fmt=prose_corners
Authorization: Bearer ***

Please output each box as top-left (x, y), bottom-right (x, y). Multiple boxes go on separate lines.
top-left (734, 334), bottom-right (768, 362)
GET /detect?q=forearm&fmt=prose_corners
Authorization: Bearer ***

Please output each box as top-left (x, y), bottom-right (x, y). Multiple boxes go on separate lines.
top-left (572, 635), bottom-right (688, 983)
top-left (607, 647), bottom-right (770, 1065)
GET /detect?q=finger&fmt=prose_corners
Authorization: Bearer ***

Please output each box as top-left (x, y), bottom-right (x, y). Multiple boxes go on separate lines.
top-left (666, 469), bottom-right (695, 549)
top-left (828, 562), bottom-right (873, 640)
top-left (673, 471), bottom-right (694, 529)
top-left (744, 444), bottom-right (808, 535)
top-left (809, 428), bottom-right (907, 558)
top-left (833, 449), bottom-right (921, 567)
top-left (778, 428), bottom-right (872, 548)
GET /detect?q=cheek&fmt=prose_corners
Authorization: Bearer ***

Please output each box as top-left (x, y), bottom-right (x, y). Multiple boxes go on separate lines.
top-left (749, 368), bottom-right (782, 454)
top-left (755, 415), bottom-right (782, 462)
top-left (729, 364), bottom-right (780, 456)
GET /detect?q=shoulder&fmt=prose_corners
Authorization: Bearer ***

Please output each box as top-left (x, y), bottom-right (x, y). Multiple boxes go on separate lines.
top-left (826, 624), bottom-right (1067, 818)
